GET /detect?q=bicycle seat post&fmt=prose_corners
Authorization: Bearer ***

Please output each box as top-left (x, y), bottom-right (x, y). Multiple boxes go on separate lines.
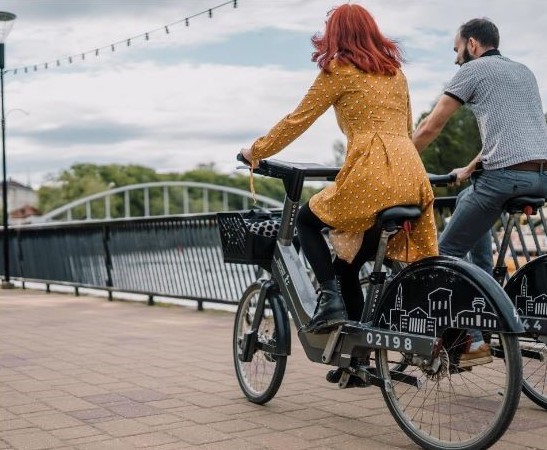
top-left (493, 214), bottom-right (516, 285)
top-left (360, 228), bottom-right (396, 324)
top-left (360, 205), bottom-right (422, 324)
top-left (493, 196), bottom-right (545, 285)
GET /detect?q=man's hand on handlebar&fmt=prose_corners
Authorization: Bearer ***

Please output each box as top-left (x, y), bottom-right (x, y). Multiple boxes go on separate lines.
top-left (450, 166), bottom-right (475, 186)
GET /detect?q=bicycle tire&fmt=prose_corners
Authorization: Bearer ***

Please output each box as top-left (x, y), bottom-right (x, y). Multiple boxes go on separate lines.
top-left (519, 336), bottom-right (547, 409)
top-left (376, 331), bottom-right (522, 450)
top-left (233, 282), bottom-right (287, 404)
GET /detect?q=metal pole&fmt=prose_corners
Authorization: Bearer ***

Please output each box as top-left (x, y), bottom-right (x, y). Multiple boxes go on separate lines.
top-left (0, 43), bottom-right (11, 287)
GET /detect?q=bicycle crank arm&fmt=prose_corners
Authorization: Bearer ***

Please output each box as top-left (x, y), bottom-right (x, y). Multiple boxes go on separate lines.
top-left (338, 365), bottom-right (421, 390)
top-left (361, 366), bottom-right (421, 389)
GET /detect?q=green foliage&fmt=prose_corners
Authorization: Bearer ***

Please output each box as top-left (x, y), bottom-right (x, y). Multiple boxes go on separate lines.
top-left (38, 164), bottom-right (163, 219)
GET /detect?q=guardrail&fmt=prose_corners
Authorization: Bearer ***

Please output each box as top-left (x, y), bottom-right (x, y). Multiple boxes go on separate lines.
top-left (1, 214), bottom-right (260, 308)
top-left (0, 197), bottom-right (545, 308)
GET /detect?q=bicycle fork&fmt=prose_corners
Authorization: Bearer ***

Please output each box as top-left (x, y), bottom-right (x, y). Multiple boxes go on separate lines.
top-left (239, 280), bottom-right (274, 363)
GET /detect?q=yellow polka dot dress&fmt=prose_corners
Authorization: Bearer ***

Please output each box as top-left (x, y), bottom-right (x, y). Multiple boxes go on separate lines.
top-left (250, 60), bottom-right (438, 262)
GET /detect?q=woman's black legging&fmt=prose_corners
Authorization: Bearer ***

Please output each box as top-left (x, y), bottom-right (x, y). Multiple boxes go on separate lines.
top-left (296, 202), bottom-right (381, 320)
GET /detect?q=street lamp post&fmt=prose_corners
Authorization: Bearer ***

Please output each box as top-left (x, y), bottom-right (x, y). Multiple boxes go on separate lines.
top-left (0, 11), bottom-right (17, 288)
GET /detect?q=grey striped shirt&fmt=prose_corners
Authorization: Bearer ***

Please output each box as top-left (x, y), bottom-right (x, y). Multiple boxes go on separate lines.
top-left (444, 52), bottom-right (547, 170)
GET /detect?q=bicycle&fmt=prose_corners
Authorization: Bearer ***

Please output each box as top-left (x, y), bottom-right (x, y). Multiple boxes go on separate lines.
top-left (488, 195), bottom-right (547, 409)
top-left (218, 158), bottom-right (523, 450)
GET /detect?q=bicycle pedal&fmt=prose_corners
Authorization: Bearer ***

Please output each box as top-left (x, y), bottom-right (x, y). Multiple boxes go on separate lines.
top-left (338, 371), bottom-right (351, 388)
top-left (337, 371), bottom-right (370, 389)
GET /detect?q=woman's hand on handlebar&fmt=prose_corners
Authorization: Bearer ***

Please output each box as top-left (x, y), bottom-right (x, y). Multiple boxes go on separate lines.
top-left (239, 148), bottom-right (259, 168)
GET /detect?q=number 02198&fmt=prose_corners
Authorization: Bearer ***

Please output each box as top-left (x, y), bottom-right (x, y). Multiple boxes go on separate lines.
top-left (365, 331), bottom-right (413, 351)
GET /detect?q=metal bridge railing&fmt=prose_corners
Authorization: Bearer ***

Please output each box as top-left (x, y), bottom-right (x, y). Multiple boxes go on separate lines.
top-left (0, 198), bottom-right (545, 308)
top-left (3, 214), bottom-right (260, 308)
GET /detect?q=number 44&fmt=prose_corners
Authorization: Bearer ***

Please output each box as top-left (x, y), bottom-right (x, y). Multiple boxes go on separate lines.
top-left (522, 319), bottom-right (542, 331)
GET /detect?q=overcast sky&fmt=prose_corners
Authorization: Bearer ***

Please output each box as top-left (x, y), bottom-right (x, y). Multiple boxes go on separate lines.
top-left (2, 0), bottom-right (546, 187)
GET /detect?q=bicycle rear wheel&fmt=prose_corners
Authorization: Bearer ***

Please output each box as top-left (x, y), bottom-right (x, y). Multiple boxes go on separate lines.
top-left (233, 282), bottom-right (287, 404)
top-left (376, 330), bottom-right (522, 450)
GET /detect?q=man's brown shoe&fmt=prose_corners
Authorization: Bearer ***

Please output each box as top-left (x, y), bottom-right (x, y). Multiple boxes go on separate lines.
top-left (458, 342), bottom-right (493, 368)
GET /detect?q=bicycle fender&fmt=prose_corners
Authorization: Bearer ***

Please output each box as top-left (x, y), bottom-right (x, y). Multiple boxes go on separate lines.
top-left (504, 254), bottom-right (547, 334)
top-left (269, 288), bottom-right (292, 357)
top-left (375, 256), bottom-right (524, 335)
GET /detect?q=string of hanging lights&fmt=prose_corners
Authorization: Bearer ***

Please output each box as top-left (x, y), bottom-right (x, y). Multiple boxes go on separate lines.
top-left (5, 0), bottom-right (239, 76)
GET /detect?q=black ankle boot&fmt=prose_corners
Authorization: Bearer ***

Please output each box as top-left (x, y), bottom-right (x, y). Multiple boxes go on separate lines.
top-left (302, 279), bottom-right (347, 332)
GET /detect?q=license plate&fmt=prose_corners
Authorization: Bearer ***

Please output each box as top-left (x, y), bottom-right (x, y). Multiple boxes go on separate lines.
top-left (355, 326), bottom-right (437, 355)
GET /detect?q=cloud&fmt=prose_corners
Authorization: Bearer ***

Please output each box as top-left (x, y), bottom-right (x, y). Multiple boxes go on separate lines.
top-left (1, 0), bottom-right (546, 188)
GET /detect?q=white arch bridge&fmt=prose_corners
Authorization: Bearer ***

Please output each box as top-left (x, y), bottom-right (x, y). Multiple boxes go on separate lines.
top-left (34, 181), bottom-right (282, 223)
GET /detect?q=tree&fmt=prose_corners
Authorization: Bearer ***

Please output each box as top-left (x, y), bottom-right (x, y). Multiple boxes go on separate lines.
top-left (37, 164), bottom-right (162, 218)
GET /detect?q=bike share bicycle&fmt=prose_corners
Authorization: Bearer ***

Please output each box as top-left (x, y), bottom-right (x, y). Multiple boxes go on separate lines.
top-left (218, 157), bottom-right (523, 450)
top-left (487, 195), bottom-right (547, 409)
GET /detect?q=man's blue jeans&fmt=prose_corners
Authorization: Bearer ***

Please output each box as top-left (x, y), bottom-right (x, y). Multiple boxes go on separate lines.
top-left (439, 168), bottom-right (547, 275)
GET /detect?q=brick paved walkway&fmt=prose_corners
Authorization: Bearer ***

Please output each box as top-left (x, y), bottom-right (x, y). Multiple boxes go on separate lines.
top-left (1, 288), bottom-right (546, 450)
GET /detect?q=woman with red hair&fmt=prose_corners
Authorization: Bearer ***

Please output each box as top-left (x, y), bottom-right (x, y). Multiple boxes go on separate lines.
top-left (241, 4), bottom-right (437, 333)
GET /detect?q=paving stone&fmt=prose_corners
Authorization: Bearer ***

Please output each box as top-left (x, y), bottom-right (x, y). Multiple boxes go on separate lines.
top-left (50, 424), bottom-right (103, 440)
top-left (2, 429), bottom-right (63, 450)
top-left (82, 393), bottom-right (129, 405)
top-left (67, 407), bottom-right (117, 421)
top-left (93, 418), bottom-right (152, 437)
top-left (107, 402), bottom-right (161, 418)
top-left (42, 396), bottom-right (96, 412)
top-left (167, 424), bottom-right (231, 445)
top-left (121, 431), bottom-right (180, 447)
top-left (120, 389), bottom-right (168, 402)
top-left (26, 412), bottom-right (84, 431)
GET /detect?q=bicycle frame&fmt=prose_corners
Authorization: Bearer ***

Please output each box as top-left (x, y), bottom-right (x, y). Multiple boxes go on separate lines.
top-left (255, 161), bottom-right (440, 370)
top-left (238, 160), bottom-right (523, 372)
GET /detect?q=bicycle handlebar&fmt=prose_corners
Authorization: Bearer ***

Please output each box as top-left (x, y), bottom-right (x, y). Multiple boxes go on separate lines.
top-left (238, 153), bottom-right (457, 187)
top-left (427, 173), bottom-right (457, 187)
top-left (237, 153), bottom-right (340, 180)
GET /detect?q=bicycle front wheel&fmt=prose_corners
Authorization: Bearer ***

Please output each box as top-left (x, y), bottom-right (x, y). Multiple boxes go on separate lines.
top-left (376, 331), bottom-right (522, 450)
top-left (233, 282), bottom-right (287, 404)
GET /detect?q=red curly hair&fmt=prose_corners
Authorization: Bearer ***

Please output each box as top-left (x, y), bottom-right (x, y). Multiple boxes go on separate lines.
top-left (312, 4), bottom-right (403, 75)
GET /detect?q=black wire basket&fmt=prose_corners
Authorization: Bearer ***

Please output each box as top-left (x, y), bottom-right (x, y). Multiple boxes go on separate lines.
top-left (217, 210), bottom-right (282, 269)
